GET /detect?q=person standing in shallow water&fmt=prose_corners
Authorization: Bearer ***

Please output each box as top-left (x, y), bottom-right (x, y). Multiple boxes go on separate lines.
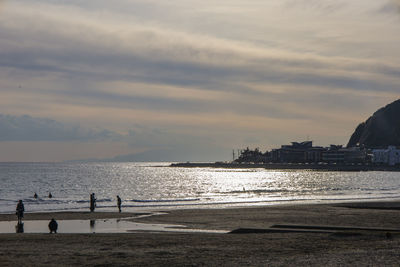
top-left (117, 195), bottom-right (122, 213)
top-left (90, 193), bottom-right (96, 212)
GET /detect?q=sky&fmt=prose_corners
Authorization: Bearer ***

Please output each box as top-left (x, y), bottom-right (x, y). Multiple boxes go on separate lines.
top-left (0, 0), bottom-right (399, 162)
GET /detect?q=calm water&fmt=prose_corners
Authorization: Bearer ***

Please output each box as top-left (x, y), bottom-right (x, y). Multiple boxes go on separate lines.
top-left (0, 162), bottom-right (400, 214)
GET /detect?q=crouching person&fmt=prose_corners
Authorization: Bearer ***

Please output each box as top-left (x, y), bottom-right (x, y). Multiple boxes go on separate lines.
top-left (49, 218), bottom-right (58, 234)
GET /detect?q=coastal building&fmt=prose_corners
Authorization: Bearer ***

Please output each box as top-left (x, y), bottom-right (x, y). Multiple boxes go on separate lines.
top-left (372, 146), bottom-right (400, 166)
top-left (322, 145), bottom-right (345, 163)
top-left (237, 141), bottom-right (369, 165)
top-left (322, 145), bottom-right (367, 163)
top-left (271, 141), bottom-right (325, 163)
top-left (306, 146), bottom-right (326, 162)
top-left (344, 147), bottom-right (368, 163)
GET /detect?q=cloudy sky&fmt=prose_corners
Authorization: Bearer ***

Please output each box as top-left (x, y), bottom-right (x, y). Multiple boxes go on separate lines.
top-left (0, 0), bottom-right (399, 162)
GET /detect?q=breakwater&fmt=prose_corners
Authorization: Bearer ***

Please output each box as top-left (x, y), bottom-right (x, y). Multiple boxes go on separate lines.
top-left (170, 162), bottom-right (400, 171)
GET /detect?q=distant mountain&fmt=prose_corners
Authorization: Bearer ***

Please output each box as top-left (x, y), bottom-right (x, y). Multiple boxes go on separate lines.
top-left (68, 147), bottom-right (230, 163)
top-left (347, 99), bottom-right (400, 148)
top-left (106, 148), bottom-right (230, 163)
top-left (107, 149), bottom-right (183, 162)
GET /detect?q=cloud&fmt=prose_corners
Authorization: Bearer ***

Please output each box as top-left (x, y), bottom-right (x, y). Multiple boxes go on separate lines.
top-left (282, 0), bottom-right (345, 13)
top-left (0, 114), bottom-right (121, 142)
top-left (378, 0), bottom-right (400, 14)
top-left (1, 0), bottom-right (399, 95)
top-left (0, 0), bottom-right (399, 161)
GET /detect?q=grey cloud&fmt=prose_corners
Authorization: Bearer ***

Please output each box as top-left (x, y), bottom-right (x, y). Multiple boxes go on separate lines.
top-left (1, 4), bottom-right (399, 101)
top-left (0, 114), bottom-right (121, 142)
top-left (378, 0), bottom-right (400, 14)
top-left (283, 0), bottom-right (345, 13)
top-left (1, 1), bottom-right (399, 122)
top-left (2, 45), bottom-right (398, 101)
top-left (2, 45), bottom-right (399, 97)
top-left (2, 46), bottom-right (398, 121)
top-left (1, 0), bottom-right (399, 162)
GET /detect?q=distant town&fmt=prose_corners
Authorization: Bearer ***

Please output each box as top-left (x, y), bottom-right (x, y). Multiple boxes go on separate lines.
top-left (172, 99), bottom-right (400, 170)
top-left (234, 141), bottom-right (400, 166)
top-left (171, 142), bottom-right (400, 171)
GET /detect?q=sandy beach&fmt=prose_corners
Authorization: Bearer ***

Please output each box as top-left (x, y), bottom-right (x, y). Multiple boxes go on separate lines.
top-left (1, 202), bottom-right (400, 266)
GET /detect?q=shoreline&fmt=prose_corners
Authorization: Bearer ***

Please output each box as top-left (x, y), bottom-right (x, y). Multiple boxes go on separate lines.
top-left (128, 200), bottom-right (400, 230)
top-left (2, 199), bottom-right (400, 226)
top-left (170, 162), bottom-right (400, 171)
top-left (2, 201), bottom-right (400, 265)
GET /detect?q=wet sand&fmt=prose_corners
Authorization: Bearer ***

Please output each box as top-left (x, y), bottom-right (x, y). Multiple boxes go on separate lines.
top-left (1, 202), bottom-right (400, 266)
top-left (0, 211), bottom-right (140, 222)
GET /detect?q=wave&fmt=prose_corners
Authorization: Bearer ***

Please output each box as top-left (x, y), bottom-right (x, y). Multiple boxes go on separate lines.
top-left (221, 187), bottom-right (400, 195)
top-left (3, 194), bottom-right (400, 214)
top-left (129, 198), bottom-right (200, 203)
top-left (318, 195), bottom-right (400, 201)
top-left (96, 198), bottom-right (113, 203)
top-left (112, 198), bottom-right (315, 208)
top-left (222, 188), bottom-right (336, 195)
top-left (76, 198), bottom-right (112, 203)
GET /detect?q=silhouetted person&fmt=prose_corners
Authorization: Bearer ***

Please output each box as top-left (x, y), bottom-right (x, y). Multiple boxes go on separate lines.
top-left (48, 218), bottom-right (58, 233)
top-left (16, 200), bottom-right (24, 223)
top-left (117, 195), bottom-right (122, 213)
top-left (48, 192), bottom-right (52, 198)
top-left (90, 193), bottom-right (96, 212)
top-left (34, 192), bottom-right (38, 199)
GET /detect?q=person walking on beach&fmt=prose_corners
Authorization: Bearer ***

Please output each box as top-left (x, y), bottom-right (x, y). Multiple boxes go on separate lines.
top-left (16, 200), bottom-right (24, 223)
top-left (48, 218), bottom-right (58, 234)
top-left (90, 193), bottom-right (96, 212)
top-left (117, 195), bottom-right (122, 213)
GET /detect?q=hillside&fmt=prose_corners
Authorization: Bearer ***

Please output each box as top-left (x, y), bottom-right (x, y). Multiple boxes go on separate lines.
top-left (347, 99), bottom-right (400, 148)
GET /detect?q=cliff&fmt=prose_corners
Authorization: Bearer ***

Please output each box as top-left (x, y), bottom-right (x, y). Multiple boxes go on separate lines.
top-left (347, 99), bottom-right (400, 148)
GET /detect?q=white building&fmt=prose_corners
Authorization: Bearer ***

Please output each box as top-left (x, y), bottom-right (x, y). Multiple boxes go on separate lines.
top-left (372, 146), bottom-right (400, 166)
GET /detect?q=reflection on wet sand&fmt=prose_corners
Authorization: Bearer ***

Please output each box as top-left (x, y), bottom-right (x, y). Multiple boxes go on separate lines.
top-left (15, 222), bottom-right (24, 233)
top-left (0, 218), bottom-right (228, 234)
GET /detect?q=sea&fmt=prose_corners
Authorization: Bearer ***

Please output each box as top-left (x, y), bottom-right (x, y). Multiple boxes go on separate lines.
top-left (1, 162), bottom-right (400, 214)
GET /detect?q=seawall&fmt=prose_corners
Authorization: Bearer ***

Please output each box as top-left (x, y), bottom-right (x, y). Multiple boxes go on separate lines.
top-left (170, 162), bottom-right (400, 171)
